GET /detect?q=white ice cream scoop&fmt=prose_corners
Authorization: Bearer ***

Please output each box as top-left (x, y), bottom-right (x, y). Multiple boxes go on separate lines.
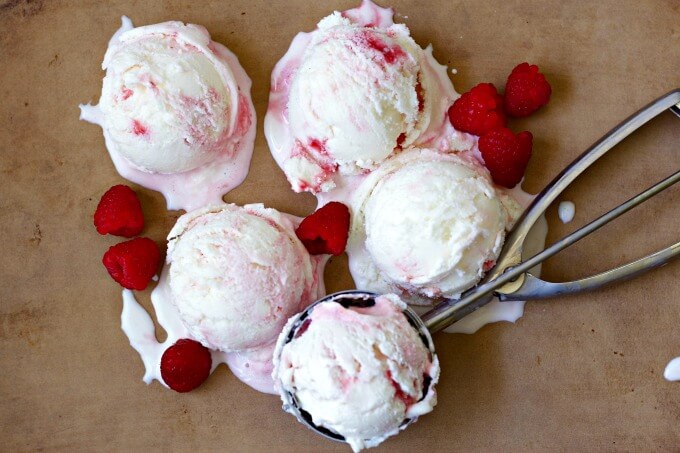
top-left (348, 148), bottom-right (510, 303)
top-left (274, 291), bottom-right (438, 452)
top-left (264, 0), bottom-right (457, 194)
top-left (167, 204), bottom-right (318, 352)
top-left (273, 291), bottom-right (438, 452)
top-left (100, 21), bottom-right (241, 174)
top-left (80, 17), bottom-right (257, 211)
top-left (273, 89), bottom-right (680, 451)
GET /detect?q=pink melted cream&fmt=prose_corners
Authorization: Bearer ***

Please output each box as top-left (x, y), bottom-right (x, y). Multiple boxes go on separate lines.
top-left (80, 17), bottom-right (256, 212)
top-left (120, 212), bottom-right (328, 394)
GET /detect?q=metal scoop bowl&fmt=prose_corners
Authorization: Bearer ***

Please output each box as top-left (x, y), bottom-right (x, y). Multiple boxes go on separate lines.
top-left (276, 290), bottom-right (436, 446)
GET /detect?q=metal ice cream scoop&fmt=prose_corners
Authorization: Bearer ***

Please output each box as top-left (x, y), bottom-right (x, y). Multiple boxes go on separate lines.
top-left (275, 89), bottom-right (680, 448)
top-left (275, 290), bottom-right (435, 449)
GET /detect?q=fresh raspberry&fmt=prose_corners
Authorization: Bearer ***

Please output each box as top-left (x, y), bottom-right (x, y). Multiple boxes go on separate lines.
top-left (102, 237), bottom-right (161, 290)
top-left (160, 339), bottom-right (212, 393)
top-left (478, 127), bottom-right (533, 188)
top-left (504, 63), bottom-right (552, 117)
top-left (93, 185), bottom-right (144, 237)
top-left (447, 83), bottom-right (506, 136)
top-left (295, 202), bottom-right (350, 255)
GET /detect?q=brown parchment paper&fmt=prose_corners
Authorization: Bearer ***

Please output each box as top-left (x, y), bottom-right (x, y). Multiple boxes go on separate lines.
top-left (1, 0), bottom-right (679, 451)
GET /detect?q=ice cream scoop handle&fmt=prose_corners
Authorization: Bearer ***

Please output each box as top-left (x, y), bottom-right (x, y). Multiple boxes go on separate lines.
top-left (489, 90), bottom-right (680, 284)
top-left (421, 89), bottom-right (680, 334)
top-left (498, 241), bottom-right (680, 300)
top-left (422, 169), bottom-right (680, 332)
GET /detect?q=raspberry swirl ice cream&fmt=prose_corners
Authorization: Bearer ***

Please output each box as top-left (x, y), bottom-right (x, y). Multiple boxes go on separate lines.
top-left (264, 0), bottom-right (457, 194)
top-left (166, 204), bottom-right (320, 352)
top-left (348, 147), bottom-right (522, 305)
top-left (274, 292), bottom-right (439, 452)
top-left (120, 203), bottom-right (327, 394)
top-left (80, 17), bottom-right (256, 211)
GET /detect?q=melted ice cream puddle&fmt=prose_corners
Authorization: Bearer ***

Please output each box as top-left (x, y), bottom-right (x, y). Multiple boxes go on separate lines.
top-left (664, 357), bottom-right (680, 381)
top-left (558, 201), bottom-right (576, 224)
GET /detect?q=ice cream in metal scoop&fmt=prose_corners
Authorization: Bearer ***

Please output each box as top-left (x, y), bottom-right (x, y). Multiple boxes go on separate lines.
top-left (273, 90), bottom-right (680, 451)
top-left (273, 291), bottom-right (438, 452)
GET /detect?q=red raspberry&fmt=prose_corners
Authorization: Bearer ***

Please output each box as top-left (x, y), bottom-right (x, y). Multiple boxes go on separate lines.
top-left (478, 127), bottom-right (533, 188)
top-left (295, 202), bottom-right (350, 255)
top-left (94, 185), bottom-right (144, 237)
top-left (504, 63), bottom-right (552, 117)
top-left (160, 339), bottom-right (212, 393)
top-left (448, 83), bottom-right (506, 136)
top-left (102, 237), bottom-right (161, 290)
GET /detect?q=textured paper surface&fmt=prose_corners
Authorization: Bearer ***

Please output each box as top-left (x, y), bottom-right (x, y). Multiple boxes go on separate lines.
top-left (1, 0), bottom-right (679, 450)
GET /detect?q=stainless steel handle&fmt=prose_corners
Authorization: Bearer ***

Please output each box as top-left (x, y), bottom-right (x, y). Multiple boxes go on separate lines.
top-left (498, 241), bottom-right (680, 300)
top-left (487, 89), bottom-right (680, 284)
top-left (496, 168), bottom-right (680, 299)
top-left (421, 89), bottom-right (680, 334)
